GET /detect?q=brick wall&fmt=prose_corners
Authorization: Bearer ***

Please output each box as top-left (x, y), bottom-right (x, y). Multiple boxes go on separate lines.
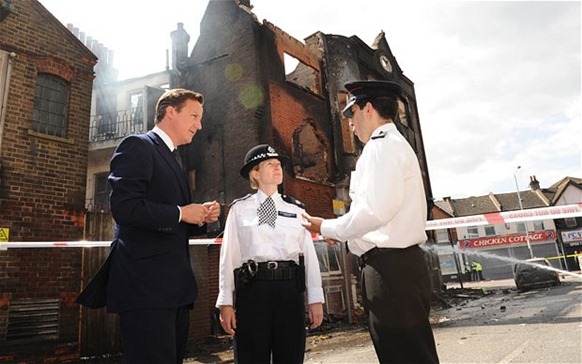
top-left (0, 0), bottom-right (96, 361)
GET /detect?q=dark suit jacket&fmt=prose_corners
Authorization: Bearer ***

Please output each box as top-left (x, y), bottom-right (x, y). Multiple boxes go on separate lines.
top-left (105, 131), bottom-right (204, 313)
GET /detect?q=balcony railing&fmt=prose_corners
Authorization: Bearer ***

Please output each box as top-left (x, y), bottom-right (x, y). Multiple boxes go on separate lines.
top-left (89, 108), bottom-right (149, 142)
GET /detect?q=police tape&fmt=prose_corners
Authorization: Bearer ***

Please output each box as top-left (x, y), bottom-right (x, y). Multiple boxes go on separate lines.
top-left (1, 203), bottom-right (581, 249)
top-left (425, 203), bottom-right (582, 230)
top-left (546, 253), bottom-right (582, 261)
top-left (0, 238), bottom-right (223, 249)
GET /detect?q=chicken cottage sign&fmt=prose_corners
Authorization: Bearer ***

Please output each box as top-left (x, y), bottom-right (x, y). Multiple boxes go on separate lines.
top-left (460, 230), bottom-right (556, 249)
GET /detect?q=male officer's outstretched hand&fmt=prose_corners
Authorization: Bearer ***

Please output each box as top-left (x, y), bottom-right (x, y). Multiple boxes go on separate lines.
top-left (203, 201), bottom-right (220, 223)
top-left (301, 212), bottom-right (340, 246)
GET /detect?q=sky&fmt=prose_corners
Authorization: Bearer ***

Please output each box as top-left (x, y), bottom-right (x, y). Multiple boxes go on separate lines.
top-left (38, 0), bottom-right (581, 201)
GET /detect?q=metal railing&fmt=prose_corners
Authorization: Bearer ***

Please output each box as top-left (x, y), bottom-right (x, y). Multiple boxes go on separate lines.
top-left (88, 108), bottom-right (149, 142)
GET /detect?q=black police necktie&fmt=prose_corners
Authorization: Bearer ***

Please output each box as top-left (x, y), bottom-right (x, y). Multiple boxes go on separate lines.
top-left (173, 149), bottom-right (184, 170)
top-left (257, 196), bottom-right (277, 228)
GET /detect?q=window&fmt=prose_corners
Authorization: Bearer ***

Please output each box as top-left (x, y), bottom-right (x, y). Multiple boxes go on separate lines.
top-left (397, 99), bottom-right (409, 127)
top-left (436, 229), bottom-right (449, 243)
top-left (533, 221), bottom-right (544, 231)
top-left (339, 91), bottom-right (356, 153)
top-left (292, 123), bottom-right (329, 182)
top-left (94, 172), bottom-right (111, 212)
top-left (467, 226), bottom-right (479, 238)
top-left (516, 222), bottom-right (526, 233)
top-left (130, 91), bottom-right (144, 127)
top-left (314, 241), bottom-right (342, 276)
top-left (284, 52), bottom-right (321, 95)
top-left (484, 225), bottom-right (496, 236)
top-left (564, 217), bottom-right (577, 228)
top-left (32, 74), bottom-right (69, 138)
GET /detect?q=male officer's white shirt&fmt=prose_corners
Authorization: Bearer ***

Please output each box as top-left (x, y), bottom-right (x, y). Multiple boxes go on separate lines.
top-left (216, 190), bottom-right (324, 307)
top-left (321, 123), bottom-right (427, 257)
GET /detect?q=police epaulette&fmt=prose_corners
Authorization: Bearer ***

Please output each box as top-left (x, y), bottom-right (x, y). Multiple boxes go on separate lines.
top-left (229, 194), bottom-right (252, 207)
top-left (282, 194), bottom-right (305, 209)
top-left (371, 130), bottom-right (387, 140)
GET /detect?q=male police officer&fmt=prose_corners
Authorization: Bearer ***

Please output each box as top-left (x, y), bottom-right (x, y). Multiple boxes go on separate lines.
top-left (303, 80), bottom-right (439, 363)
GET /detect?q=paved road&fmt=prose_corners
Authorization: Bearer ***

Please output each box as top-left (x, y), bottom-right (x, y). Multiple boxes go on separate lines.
top-left (83, 276), bottom-right (582, 363)
top-left (301, 275), bottom-right (582, 364)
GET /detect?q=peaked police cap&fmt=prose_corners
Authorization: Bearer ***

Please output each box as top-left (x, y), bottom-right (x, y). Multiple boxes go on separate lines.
top-left (342, 80), bottom-right (402, 118)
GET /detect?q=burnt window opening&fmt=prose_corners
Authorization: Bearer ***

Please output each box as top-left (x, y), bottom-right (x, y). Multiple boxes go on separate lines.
top-left (32, 73), bottom-right (69, 138)
top-left (397, 98), bottom-right (410, 128)
top-left (94, 172), bottom-right (111, 212)
top-left (292, 123), bottom-right (329, 183)
top-left (338, 91), bottom-right (356, 153)
top-left (284, 52), bottom-right (321, 96)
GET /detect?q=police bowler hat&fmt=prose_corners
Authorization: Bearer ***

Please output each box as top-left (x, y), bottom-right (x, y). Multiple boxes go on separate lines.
top-left (342, 80), bottom-right (402, 118)
top-left (240, 144), bottom-right (287, 179)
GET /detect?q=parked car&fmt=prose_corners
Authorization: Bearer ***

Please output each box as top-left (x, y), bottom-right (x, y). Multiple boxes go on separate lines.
top-left (513, 257), bottom-right (561, 292)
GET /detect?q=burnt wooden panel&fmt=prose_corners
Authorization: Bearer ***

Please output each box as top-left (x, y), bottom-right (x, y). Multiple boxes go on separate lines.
top-left (78, 246), bottom-right (122, 357)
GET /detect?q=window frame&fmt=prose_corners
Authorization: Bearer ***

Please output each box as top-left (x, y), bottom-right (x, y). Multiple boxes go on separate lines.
top-left (32, 73), bottom-right (70, 138)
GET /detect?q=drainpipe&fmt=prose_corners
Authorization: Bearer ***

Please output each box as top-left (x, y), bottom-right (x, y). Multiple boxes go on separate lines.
top-left (0, 51), bottom-right (17, 154)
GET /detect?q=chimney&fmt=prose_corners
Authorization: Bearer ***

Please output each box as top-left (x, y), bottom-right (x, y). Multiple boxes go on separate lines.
top-left (529, 175), bottom-right (540, 190)
top-left (170, 22), bottom-right (190, 71)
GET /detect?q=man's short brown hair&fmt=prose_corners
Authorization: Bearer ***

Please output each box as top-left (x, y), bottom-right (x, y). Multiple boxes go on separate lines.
top-left (155, 88), bottom-right (204, 124)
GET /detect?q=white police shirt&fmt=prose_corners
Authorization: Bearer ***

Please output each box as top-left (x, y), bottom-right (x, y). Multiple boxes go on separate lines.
top-left (215, 190), bottom-right (324, 307)
top-left (320, 123), bottom-right (428, 257)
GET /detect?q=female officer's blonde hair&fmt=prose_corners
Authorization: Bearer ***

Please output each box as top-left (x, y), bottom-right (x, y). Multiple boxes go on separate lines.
top-left (249, 165), bottom-right (260, 190)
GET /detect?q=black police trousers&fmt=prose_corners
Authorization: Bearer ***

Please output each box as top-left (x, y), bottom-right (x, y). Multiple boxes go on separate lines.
top-left (233, 278), bottom-right (306, 364)
top-left (360, 244), bottom-right (440, 364)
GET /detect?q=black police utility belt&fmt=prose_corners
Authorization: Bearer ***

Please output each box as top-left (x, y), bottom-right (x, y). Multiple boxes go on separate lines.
top-left (234, 256), bottom-right (305, 292)
top-left (358, 246), bottom-right (417, 268)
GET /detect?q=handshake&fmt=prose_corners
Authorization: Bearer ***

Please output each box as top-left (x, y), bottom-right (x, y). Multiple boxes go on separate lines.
top-left (180, 200), bottom-right (220, 225)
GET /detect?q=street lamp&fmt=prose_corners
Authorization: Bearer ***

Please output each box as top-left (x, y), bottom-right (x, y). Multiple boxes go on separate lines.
top-left (514, 166), bottom-right (534, 258)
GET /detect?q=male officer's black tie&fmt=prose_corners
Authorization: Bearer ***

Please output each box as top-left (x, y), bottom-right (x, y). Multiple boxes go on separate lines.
top-left (258, 196), bottom-right (277, 228)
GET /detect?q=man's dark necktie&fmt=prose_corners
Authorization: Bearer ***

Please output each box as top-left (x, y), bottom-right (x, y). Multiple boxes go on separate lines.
top-left (173, 149), bottom-right (184, 170)
top-left (257, 196), bottom-right (277, 228)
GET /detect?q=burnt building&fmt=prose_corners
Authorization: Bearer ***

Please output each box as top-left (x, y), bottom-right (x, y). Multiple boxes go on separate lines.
top-left (175, 0), bottom-right (439, 322)
top-left (80, 0), bottom-right (439, 355)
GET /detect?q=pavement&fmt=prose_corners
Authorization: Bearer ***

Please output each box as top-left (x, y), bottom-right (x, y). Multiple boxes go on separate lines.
top-left (445, 277), bottom-right (516, 291)
top-left (445, 271), bottom-right (582, 291)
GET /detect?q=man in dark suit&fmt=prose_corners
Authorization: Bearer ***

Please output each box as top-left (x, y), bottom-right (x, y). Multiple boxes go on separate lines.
top-left (106, 88), bottom-right (220, 364)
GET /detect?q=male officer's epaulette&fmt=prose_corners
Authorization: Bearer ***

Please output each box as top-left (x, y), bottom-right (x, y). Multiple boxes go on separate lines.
top-left (282, 194), bottom-right (305, 209)
top-left (229, 194), bottom-right (252, 207)
top-left (370, 130), bottom-right (387, 140)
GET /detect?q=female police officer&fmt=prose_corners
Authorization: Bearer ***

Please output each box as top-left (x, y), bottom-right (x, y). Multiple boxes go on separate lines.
top-left (215, 144), bottom-right (324, 364)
